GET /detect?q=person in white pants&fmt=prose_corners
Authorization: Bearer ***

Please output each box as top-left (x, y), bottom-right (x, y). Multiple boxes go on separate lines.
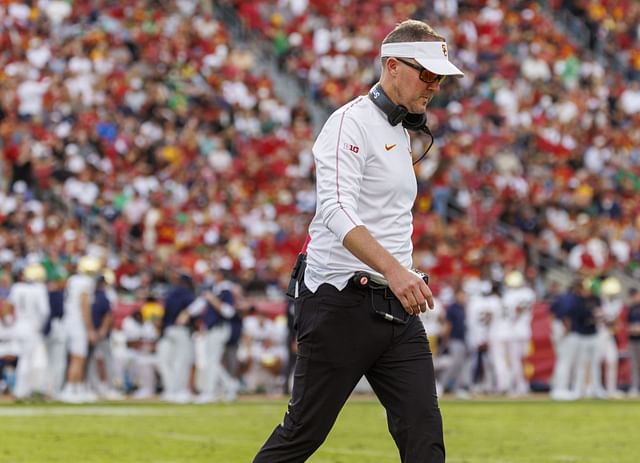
top-left (6, 264), bottom-right (50, 400)
top-left (465, 280), bottom-right (495, 394)
top-left (238, 309), bottom-right (289, 394)
top-left (86, 275), bottom-right (121, 400)
top-left (503, 271), bottom-right (536, 397)
top-left (157, 273), bottom-right (195, 403)
top-left (549, 282), bottom-right (580, 401)
top-left (59, 256), bottom-right (101, 403)
top-left (571, 280), bottom-right (606, 399)
top-left (598, 277), bottom-right (624, 398)
top-left (44, 274), bottom-right (67, 398)
top-left (121, 308), bottom-right (159, 399)
top-left (438, 289), bottom-right (470, 398)
top-left (189, 268), bottom-right (238, 403)
top-left (626, 289), bottom-right (640, 397)
top-left (486, 284), bottom-right (511, 395)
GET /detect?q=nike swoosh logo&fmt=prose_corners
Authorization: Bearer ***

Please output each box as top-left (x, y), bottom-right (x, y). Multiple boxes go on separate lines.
top-left (385, 144), bottom-right (396, 151)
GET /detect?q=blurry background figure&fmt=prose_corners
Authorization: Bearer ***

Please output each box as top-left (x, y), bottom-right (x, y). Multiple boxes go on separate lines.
top-left (191, 266), bottom-right (239, 404)
top-left (626, 289), bottom-right (640, 398)
top-left (487, 282), bottom-right (510, 395)
top-left (549, 280), bottom-right (580, 401)
top-left (464, 279), bottom-right (494, 395)
top-left (120, 306), bottom-right (160, 399)
top-left (0, 262), bottom-right (18, 394)
top-left (59, 255), bottom-right (101, 403)
top-left (157, 272), bottom-right (195, 403)
top-left (86, 272), bottom-right (121, 400)
top-left (223, 286), bottom-right (252, 385)
top-left (598, 277), bottom-right (624, 398)
top-left (570, 279), bottom-right (606, 399)
top-left (438, 287), bottom-right (470, 399)
top-left (6, 263), bottom-right (50, 400)
top-left (503, 270), bottom-right (536, 396)
top-left (419, 294), bottom-right (445, 395)
top-left (238, 308), bottom-right (288, 394)
top-left (419, 293), bottom-right (446, 358)
top-left (1, 270), bottom-right (20, 395)
top-left (44, 270), bottom-right (67, 398)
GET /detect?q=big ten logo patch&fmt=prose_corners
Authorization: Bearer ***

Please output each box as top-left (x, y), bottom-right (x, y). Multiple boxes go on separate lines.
top-left (343, 143), bottom-right (359, 154)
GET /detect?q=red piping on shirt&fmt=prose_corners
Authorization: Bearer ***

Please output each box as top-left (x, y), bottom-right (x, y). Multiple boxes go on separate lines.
top-left (334, 97), bottom-right (365, 231)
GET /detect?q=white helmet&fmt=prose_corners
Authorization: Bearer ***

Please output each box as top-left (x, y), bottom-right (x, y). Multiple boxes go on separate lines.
top-left (505, 271), bottom-right (524, 288)
top-left (23, 263), bottom-right (46, 282)
top-left (601, 277), bottom-right (622, 297)
top-left (78, 256), bottom-right (101, 274)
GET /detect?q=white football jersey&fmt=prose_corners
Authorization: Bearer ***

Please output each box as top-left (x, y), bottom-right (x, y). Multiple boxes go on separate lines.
top-left (8, 282), bottom-right (50, 330)
top-left (64, 274), bottom-right (96, 325)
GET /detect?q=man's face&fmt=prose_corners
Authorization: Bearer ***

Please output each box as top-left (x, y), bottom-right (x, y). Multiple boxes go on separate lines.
top-left (393, 58), bottom-right (443, 114)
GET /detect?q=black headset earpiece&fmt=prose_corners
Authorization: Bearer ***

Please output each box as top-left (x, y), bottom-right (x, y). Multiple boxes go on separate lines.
top-left (401, 112), bottom-right (427, 131)
top-left (368, 83), bottom-right (427, 131)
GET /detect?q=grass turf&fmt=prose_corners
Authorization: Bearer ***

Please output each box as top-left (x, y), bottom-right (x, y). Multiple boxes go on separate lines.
top-left (0, 397), bottom-right (638, 462)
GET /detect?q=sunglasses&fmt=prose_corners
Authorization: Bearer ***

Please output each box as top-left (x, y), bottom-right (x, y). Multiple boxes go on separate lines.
top-left (395, 57), bottom-right (446, 85)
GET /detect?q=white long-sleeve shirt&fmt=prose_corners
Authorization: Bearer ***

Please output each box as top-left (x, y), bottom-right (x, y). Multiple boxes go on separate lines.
top-left (304, 94), bottom-right (417, 292)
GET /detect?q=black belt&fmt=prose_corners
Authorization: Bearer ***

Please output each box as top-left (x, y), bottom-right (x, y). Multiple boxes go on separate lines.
top-left (351, 271), bottom-right (398, 299)
top-left (350, 271), bottom-right (408, 324)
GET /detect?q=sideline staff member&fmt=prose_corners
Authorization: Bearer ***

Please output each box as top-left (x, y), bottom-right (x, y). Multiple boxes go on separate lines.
top-left (254, 20), bottom-right (463, 462)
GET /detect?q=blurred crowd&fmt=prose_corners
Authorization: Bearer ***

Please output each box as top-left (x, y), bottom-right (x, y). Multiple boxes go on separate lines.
top-left (1, 0), bottom-right (639, 401)
top-left (233, 0), bottom-right (640, 288)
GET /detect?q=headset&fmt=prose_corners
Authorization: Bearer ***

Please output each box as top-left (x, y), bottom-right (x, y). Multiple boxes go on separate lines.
top-left (368, 83), bottom-right (434, 165)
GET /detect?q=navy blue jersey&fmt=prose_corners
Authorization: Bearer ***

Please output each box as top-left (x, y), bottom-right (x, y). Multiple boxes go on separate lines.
top-left (162, 286), bottom-right (195, 330)
top-left (227, 312), bottom-right (243, 347)
top-left (569, 295), bottom-right (599, 335)
top-left (43, 289), bottom-right (65, 335)
top-left (48, 289), bottom-right (64, 320)
top-left (549, 292), bottom-right (577, 320)
top-left (446, 302), bottom-right (465, 341)
top-left (91, 289), bottom-right (112, 329)
top-left (627, 303), bottom-right (640, 341)
top-left (202, 288), bottom-right (234, 330)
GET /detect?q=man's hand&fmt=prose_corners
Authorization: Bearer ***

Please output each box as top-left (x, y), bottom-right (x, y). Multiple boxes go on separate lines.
top-left (386, 266), bottom-right (434, 315)
top-left (203, 291), bottom-right (223, 312)
top-left (176, 310), bottom-right (190, 326)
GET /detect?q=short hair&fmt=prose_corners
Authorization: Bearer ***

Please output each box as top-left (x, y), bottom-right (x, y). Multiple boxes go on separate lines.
top-left (381, 20), bottom-right (446, 66)
top-left (382, 20), bottom-right (445, 45)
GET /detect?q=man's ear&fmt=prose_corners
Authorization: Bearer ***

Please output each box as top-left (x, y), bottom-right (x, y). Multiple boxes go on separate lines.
top-left (386, 57), bottom-right (398, 76)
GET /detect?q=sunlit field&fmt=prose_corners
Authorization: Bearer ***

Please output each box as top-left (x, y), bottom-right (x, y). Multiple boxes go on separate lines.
top-left (0, 396), bottom-right (638, 463)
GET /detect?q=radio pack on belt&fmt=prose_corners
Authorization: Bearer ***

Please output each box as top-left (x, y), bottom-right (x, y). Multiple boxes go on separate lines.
top-left (286, 252), bottom-right (307, 300)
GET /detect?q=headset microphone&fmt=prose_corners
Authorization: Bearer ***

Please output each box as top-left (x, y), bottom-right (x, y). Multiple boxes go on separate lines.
top-left (368, 83), bottom-right (434, 165)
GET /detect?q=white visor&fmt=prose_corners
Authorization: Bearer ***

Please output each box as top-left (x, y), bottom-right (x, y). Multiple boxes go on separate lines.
top-left (381, 41), bottom-right (464, 77)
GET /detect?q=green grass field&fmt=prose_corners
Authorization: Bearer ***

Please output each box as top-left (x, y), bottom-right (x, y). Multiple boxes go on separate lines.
top-left (0, 397), bottom-right (638, 462)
